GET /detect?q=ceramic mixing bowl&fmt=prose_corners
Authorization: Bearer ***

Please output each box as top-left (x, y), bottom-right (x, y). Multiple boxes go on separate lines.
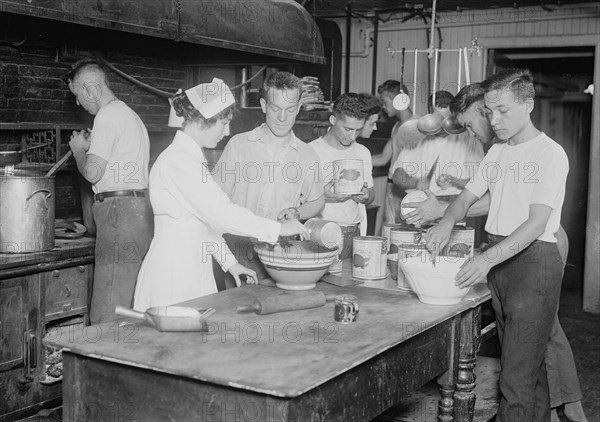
top-left (399, 255), bottom-right (470, 305)
top-left (254, 241), bottom-right (338, 290)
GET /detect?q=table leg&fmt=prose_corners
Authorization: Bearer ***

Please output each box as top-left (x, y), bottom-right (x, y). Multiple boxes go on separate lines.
top-left (453, 306), bottom-right (482, 421)
top-left (438, 315), bottom-right (460, 422)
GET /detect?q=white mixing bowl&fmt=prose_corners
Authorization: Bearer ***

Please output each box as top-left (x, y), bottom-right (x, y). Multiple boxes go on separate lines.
top-left (255, 241), bottom-right (338, 290)
top-left (399, 255), bottom-right (471, 305)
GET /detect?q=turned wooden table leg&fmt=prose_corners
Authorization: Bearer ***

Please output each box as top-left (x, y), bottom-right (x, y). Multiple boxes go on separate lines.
top-left (438, 315), bottom-right (460, 422)
top-left (453, 306), bottom-right (482, 422)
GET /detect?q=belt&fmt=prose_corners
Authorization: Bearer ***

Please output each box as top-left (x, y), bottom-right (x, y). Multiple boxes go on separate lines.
top-left (339, 224), bottom-right (360, 233)
top-left (94, 189), bottom-right (147, 202)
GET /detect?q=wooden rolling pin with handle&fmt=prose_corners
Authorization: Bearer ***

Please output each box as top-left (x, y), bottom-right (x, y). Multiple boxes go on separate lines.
top-left (237, 291), bottom-right (336, 315)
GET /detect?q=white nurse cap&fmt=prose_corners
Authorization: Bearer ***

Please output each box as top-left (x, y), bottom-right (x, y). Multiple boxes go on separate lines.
top-left (185, 78), bottom-right (235, 118)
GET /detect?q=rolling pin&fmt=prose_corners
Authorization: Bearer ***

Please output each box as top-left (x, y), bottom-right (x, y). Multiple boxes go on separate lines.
top-left (237, 292), bottom-right (336, 315)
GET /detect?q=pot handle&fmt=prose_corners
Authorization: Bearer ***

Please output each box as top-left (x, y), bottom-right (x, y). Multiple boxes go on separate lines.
top-left (24, 189), bottom-right (52, 211)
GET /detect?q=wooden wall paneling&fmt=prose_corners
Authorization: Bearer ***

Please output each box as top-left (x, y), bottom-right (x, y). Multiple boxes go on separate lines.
top-left (335, 4), bottom-right (599, 311)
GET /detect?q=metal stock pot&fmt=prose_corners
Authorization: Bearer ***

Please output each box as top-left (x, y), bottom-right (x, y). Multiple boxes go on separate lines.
top-left (0, 169), bottom-right (55, 253)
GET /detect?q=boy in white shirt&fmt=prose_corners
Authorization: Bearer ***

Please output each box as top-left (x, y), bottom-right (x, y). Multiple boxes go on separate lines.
top-left (426, 69), bottom-right (569, 421)
top-left (309, 93), bottom-right (375, 257)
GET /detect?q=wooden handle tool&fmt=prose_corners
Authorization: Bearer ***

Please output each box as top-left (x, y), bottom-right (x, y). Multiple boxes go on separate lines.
top-left (237, 291), bottom-right (336, 315)
top-left (45, 150), bottom-right (74, 178)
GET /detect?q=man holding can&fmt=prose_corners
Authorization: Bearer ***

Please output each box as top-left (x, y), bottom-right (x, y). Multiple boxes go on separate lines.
top-left (309, 93), bottom-right (375, 258)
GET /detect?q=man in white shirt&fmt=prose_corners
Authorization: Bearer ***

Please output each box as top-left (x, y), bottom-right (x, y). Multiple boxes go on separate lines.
top-left (67, 59), bottom-right (153, 323)
top-left (214, 71), bottom-right (324, 282)
top-left (426, 69), bottom-right (571, 422)
top-left (309, 93), bottom-right (375, 258)
top-left (374, 80), bottom-right (423, 224)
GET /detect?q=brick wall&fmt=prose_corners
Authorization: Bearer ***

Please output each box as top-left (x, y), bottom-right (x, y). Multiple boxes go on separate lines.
top-left (0, 44), bottom-right (185, 128)
top-left (0, 16), bottom-right (187, 220)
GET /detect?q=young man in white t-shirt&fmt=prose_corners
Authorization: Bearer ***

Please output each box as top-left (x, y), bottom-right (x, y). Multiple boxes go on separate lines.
top-left (309, 93), bottom-right (375, 258)
top-left (426, 69), bottom-right (569, 422)
top-left (66, 59), bottom-right (153, 323)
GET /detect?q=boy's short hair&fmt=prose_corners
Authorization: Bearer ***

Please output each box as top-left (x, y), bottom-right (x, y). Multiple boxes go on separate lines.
top-left (64, 58), bottom-right (107, 85)
top-left (262, 71), bottom-right (302, 102)
top-left (377, 79), bottom-right (409, 97)
top-left (480, 68), bottom-right (536, 102)
top-left (427, 90), bottom-right (454, 112)
top-left (358, 93), bottom-right (382, 115)
top-left (333, 93), bottom-right (369, 120)
top-left (449, 83), bottom-right (485, 115)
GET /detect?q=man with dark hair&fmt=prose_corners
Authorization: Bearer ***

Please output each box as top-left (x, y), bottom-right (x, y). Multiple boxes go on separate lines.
top-left (66, 58), bottom-right (154, 323)
top-left (399, 85), bottom-right (492, 226)
top-left (427, 90), bottom-right (454, 116)
top-left (450, 82), bottom-right (496, 146)
top-left (426, 68), bottom-right (573, 422)
top-left (448, 81), bottom-right (587, 422)
top-left (374, 80), bottom-right (421, 166)
top-left (309, 93), bottom-right (375, 254)
top-left (358, 93), bottom-right (382, 139)
top-left (214, 71), bottom-right (324, 284)
top-left (374, 80), bottom-right (423, 226)
top-left (391, 90), bottom-right (483, 222)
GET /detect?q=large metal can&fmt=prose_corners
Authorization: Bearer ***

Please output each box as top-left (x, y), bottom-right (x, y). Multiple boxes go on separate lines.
top-left (0, 169), bottom-right (55, 253)
top-left (352, 236), bottom-right (387, 280)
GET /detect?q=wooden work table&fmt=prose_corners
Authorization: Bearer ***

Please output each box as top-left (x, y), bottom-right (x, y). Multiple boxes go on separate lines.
top-left (48, 267), bottom-right (491, 422)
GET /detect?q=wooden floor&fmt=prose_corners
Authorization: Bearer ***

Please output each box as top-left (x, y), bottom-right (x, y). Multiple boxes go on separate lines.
top-left (373, 356), bottom-right (500, 422)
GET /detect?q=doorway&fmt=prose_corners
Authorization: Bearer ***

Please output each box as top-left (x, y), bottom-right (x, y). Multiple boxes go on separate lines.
top-left (487, 47), bottom-right (595, 292)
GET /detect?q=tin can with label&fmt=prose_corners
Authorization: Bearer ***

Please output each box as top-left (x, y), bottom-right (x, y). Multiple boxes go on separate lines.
top-left (352, 236), bottom-right (387, 280)
top-left (333, 159), bottom-right (364, 195)
top-left (388, 227), bottom-right (424, 255)
top-left (382, 223), bottom-right (404, 250)
top-left (304, 218), bottom-right (343, 249)
top-left (334, 294), bottom-right (359, 324)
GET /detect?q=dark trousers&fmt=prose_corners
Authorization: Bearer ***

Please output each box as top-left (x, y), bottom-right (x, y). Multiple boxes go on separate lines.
top-left (486, 234), bottom-right (563, 422)
top-left (90, 196), bottom-right (153, 323)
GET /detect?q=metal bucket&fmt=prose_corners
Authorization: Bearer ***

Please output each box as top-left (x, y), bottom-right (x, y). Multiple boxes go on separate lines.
top-left (352, 236), bottom-right (387, 280)
top-left (0, 169), bottom-right (55, 253)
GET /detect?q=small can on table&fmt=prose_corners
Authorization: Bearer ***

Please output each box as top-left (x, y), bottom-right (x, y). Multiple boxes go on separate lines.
top-left (334, 294), bottom-right (359, 324)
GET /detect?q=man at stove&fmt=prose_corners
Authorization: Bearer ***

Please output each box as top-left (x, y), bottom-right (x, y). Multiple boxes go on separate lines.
top-left (66, 58), bottom-right (154, 323)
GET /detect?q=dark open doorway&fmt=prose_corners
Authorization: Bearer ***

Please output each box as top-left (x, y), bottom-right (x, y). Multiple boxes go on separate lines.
top-left (488, 47), bottom-right (595, 293)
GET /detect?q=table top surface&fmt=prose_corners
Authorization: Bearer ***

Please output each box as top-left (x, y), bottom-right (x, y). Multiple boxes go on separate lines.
top-left (48, 266), bottom-right (490, 398)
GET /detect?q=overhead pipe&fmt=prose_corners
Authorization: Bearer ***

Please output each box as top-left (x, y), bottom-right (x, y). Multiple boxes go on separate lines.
top-left (341, 28), bottom-right (374, 58)
top-left (371, 14), bottom-right (379, 94)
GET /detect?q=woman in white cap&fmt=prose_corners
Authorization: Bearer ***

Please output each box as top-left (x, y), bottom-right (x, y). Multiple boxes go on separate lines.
top-left (133, 78), bottom-right (309, 310)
